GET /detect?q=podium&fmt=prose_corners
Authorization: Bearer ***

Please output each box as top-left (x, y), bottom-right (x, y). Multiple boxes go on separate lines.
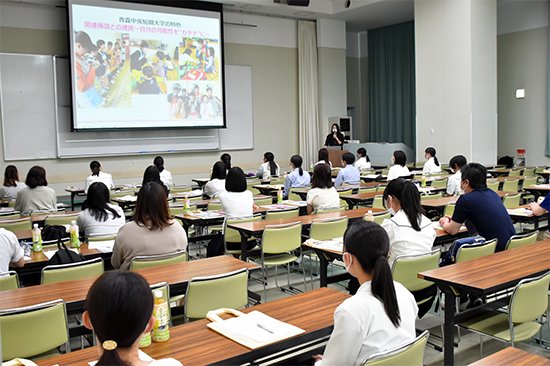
top-left (327, 147), bottom-right (348, 168)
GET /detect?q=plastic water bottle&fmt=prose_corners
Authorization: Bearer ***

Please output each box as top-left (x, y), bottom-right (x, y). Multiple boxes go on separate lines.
top-left (69, 220), bottom-right (80, 248)
top-left (183, 194), bottom-right (191, 213)
top-left (277, 187), bottom-right (283, 204)
top-left (138, 332), bottom-right (152, 348)
top-left (365, 210), bottom-right (374, 222)
top-left (421, 176), bottom-right (427, 188)
top-left (32, 223), bottom-right (42, 252)
top-left (309, 161), bottom-right (314, 171)
top-left (152, 290), bottom-right (170, 342)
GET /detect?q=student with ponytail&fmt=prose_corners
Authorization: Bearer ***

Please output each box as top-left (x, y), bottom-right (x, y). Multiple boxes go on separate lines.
top-left (85, 160), bottom-right (114, 193)
top-left (283, 154), bottom-right (310, 199)
top-left (256, 152), bottom-right (279, 180)
top-left (154, 156), bottom-right (174, 189)
top-left (314, 221), bottom-right (418, 366)
top-left (82, 271), bottom-right (182, 366)
top-left (422, 147), bottom-right (441, 175)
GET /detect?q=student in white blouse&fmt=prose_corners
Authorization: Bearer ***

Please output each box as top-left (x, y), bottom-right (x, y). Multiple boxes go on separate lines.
top-left (315, 148), bottom-right (333, 168)
top-left (219, 167), bottom-right (254, 219)
top-left (77, 182), bottom-right (125, 237)
top-left (354, 147), bottom-right (371, 171)
top-left (154, 156), bottom-right (174, 189)
top-left (386, 150), bottom-right (411, 181)
top-left (203, 161), bottom-right (226, 198)
top-left (306, 163), bottom-right (340, 214)
top-left (447, 155), bottom-right (467, 196)
top-left (422, 147), bottom-right (442, 175)
top-left (85, 161), bottom-right (114, 193)
top-left (0, 165), bottom-right (26, 201)
top-left (314, 221), bottom-right (418, 366)
top-left (256, 152), bottom-right (279, 180)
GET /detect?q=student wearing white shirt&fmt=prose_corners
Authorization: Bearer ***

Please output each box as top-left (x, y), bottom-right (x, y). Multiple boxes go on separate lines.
top-left (283, 155), bottom-right (310, 198)
top-left (0, 228), bottom-right (24, 273)
top-left (386, 150), bottom-right (411, 181)
top-left (85, 161), bottom-right (114, 193)
top-left (256, 152), bottom-right (279, 180)
top-left (422, 147), bottom-right (442, 175)
top-left (219, 167), bottom-right (254, 219)
top-left (306, 163), bottom-right (340, 214)
top-left (447, 155), bottom-right (467, 196)
top-left (0, 165), bottom-right (26, 201)
top-left (203, 161), bottom-right (226, 198)
top-left (354, 147), bottom-right (371, 171)
top-left (154, 156), bottom-right (174, 189)
top-left (314, 221), bottom-right (418, 366)
top-left (315, 148), bottom-right (333, 168)
top-left (77, 182), bottom-right (125, 237)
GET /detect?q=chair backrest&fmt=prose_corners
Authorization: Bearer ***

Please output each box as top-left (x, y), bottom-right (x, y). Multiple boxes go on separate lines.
top-left (41, 257), bottom-right (104, 285)
top-left (431, 178), bottom-right (448, 189)
top-left (381, 168), bottom-right (389, 176)
top-left (207, 201), bottom-right (223, 211)
top-left (0, 271), bottom-right (19, 291)
top-left (367, 211), bottom-right (391, 225)
top-left (443, 203), bottom-right (455, 218)
top-left (261, 222), bottom-right (302, 254)
top-left (170, 186), bottom-right (192, 194)
top-left (253, 197), bottom-right (273, 206)
top-left (44, 213), bottom-right (80, 227)
top-left (372, 195), bottom-right (385, 209)
top-left (487, 180), bottom-right (500, 192)
top-left (337, 188), bottom-right (353, 197)
top-left (502, 179), bottom-right (520, 193)
top-left (264, 207), bottom-right (299, 220)
top-left (363, 330), bottom-right (429, 366)
top-left (456, 239), bottom-right (497, 263)
top-left (505, 232), bottom-right (538, 250)
top-left (376, 185), bottom-right (387, 193)
top-left (522, 167), bottom-right (536, 177)
top-left (522, 176), bottom-right (539, 188)
top-left (508, 169), bottom-right (521, 177)
top-left (184, 268), bottom-right (249, 320)
top-left (150, 281), bottom-right (172, 324)
top-left (0, 213), bottom-right (22, 220)
top-left (503, 193), bottom-right (521, 209)
top-left (247, 184), bottom-right (261, 196)
top-left (87, 234), bottom-right (117, 241)
top-left (0, 217), bottom-right (32, 233)
top-left (509, 271), bottom-right (550, 324)
top-left (110, 189), bottom-right (137, 200)
top-left (359, 187), bottom-right (377, 194)
top-left (288, 188), bottom-right (303, 202)
top-left (130, 250), bottom-right (188, 271)
top-left (224, 214), bottom-right (263, 245)
top-left (392, 250), bottom-right (441, 292)
top-left (0, 299), bottom-right (69, 361)
top-left (421, 192), bottom-right (443, 201)
top-left (309, 217), bottom-right (348, 241)
top-left (314, 207), bottom-right (346, 214)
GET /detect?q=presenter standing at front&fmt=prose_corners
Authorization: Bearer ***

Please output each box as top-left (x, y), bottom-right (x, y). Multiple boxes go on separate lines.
top-left (325, 123), bottom-right (345, 147)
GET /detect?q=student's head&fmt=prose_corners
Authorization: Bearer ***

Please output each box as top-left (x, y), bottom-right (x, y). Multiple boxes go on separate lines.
top-left (140, 40), bottom-right (148, 50)
top-left (341, 152), bottom-right (355, 166)
top-left (206, 86), bottom-right (213, 97)
top-left (460, 163), bottom-right (487, 192)
top-left (357, 147), bottom-right (369, 161)
top-left (331, 123), bottom-right (340, 133)
top-left (449, 155), bottom-right (467, 173)
top-left (425, 147), bottom-right (439, 166)
top-left (263, 152), bottom-right (277, 176)
top-left (342, 220), bottom-right (401, 327)
top-left (83, 271), bottom-right (154, 366)
top-left (142, 165), bottom-right (162, 187)
top-left (207, 47), bottom-right (214, 57)
top-left (392, 150), bottom-right (407, 167)
top-left (211, 161), bottom-right (227, 180)
top-left (142, 66), bottom-right (154, 79)
top-left (382, 178), bottom-right (424, 231)
top-left (3, 165), bottom-right (19, 187)
top-left (107, 41), bottom-right (113, 48)
top-left (318, 148), bottom-right (329, 163)
top-left (220, 153), bottom-right (231, 171)
top-left (85, 182), bottom-right (121, 223)
top-left (225, 167), bottom-right (247, 193)
top-left (90, 160), bottom-right (101, 176)
top-left (153, 156), bottom-right (165, 173)
top-left (25, 166), bottom-right (47, 188)
top-left (290, 155), bottom-right (304, 176)
top-left (134, 182), bottom-right (171, 230)
top-left (96, 39), bottom-right (105, 50)
top-left (74, 31), bottom-right (97, 56)
top-left (311, 163), bottom-right (333, 189)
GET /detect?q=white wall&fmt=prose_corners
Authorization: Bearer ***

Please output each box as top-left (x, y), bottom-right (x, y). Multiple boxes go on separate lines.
top-left (497, 0), bottom-right (548, 35)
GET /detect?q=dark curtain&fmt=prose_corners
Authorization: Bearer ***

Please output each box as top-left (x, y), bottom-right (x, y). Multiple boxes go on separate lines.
top-left (368, 21), bottom-right (416, 149)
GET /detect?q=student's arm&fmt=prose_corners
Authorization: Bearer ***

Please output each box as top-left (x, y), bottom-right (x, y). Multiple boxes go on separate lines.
top-left (307, 204), bottom-right (314, 215)
top-left (528, 202), bottom-right (548, 216)
top-left (321, 307), bottom-right (364, 366)
top-left (256, 165), bottom-right (264, 179)
top-left (439, 216), bottom-right (463, 235)
top-left (439, 196), bottom-right (467, 235)
top-left (283, 175), bottom-right (291, 199)
top-left (334, 171), bottom-right (343, 187)
top-left (111, 236), bottom-right (123, 269)
top-left (8, 231), bottom-right (24, 268)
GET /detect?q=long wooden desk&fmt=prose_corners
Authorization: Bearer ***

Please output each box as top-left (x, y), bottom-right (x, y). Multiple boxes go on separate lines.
top-left (468, 347), bottom-right (550, 366)
top-left (418, 240), bottom-right (550, 366)
top-left (421, 191), bottom-right (510, 210)
top-left (523, 184), bottom-right (550, 199)
top-left (37, 287), bottom-right (349, 366)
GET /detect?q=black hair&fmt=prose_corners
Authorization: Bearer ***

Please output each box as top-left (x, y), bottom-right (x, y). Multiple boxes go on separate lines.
top-left (225, 167), bottom-right (247, 193)
top-left (318, 148), bottom-right (329, 163)
top-left (449, 155), bottom-right (467, 171)
top-left (343, 221), bottom-right (400, 327)
top-left (96, 39), bottom-right (105, 47)
top-left (140, 41), bottom-right (148, 48)
top-left (90, 160), bottom-right (101, 177)
top-left (142, 165), bottom-right (168, 196)
top-left (382, 178), bottom-right (424, 231)
top-left (4, 165), bottom-right (19, 187)
top-left (85, 182), bottom-right (121, 222)
top-left (290, 155), bottom-right (304, 176)
top-left (425, 147), bottom-right (440, 166)
top-left (25, 166), bottom-right (47, 188)
top-left (357, 148), bottom-right (370, 162)
top-left (86, 271), bottom-right (153, 366)
top-left (220, 153), bottom-right (231, 171)
top-left (311, 163), bottom-right (333, 189)
top-left (264, 152), bottom-right (277, 176)
top-left (153, 156), bottom-right (165, 173)
top-left (461, 163), bottom-right (487, 190)
top-left (393, 150), bottom-right (407, 167)
top-left (135, 182), bottom-right (172, 230)
top-left (211, 161), bottom-right (227, 180)
top-left (331, 123), bottom-right (341, 133)
top-left (342, 152), bottom-right (355, 165)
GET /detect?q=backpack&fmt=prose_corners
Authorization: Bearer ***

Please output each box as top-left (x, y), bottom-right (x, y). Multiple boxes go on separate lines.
top-left (440, 236), bottom-right (485, 266)
top-left (206, 233), bottom-right (225, 258)
top-left (42, 225), bottom-right (69, 242)
top-left (46, 239), bottom-right (85, 266)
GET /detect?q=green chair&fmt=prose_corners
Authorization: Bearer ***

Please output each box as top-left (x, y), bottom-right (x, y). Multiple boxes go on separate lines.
top-left (338, 188), bottom-right (353, 209)
top-left (456, 239), bottom-right (497, 263)
top-left (362, 330), bottom-right (429, 366)
top-left (505, 232), bottom-right (538, 251)
top-left (87, 234), bottom-right (116, 242)
top-left (431, 178), bottom-right (448, 189)
top-left (314, 207), bottom-right (346, 214)
top-left (370, 211), bottom-right (391, 225)
top-left (184, 268), bottom-right (249, 322)
top-left (0, 271), bottom-right (20, 291)
top-left (381, 168), bottom-right (389, 176)
top-left (376, 185), bottom-right (387, 193)
top-left (309, 217), bottom-right (348, 241)
top-left (502, 179), bottom-right (520, 193)
top-left (443, 203), bottom-right (455, 218)
top-left (421, 192), bottom-right (443, 201)
top-left (41, 257), bottom-right (104, 285)
top-left (487, 180), bottom-right (500, 192)
top-left (458, 271), bottom-right (550, 358)
top-left (359, 186), bottom-right (377, 194)
top-left (223, 214), bottom-right (262, 256)
top-left (503, 193), bottom-right (521, 209)
top-left (508, 169), bottom-right (522, 177)
top-left (130, 250), bottom-right (188, 271)
top-left (264, 207), bottom-right (299, 220)
top-left (207, 201), bottom-right (223, 211)
top-left (44, 213), bottom-right (80, 227)
top-left (0, 213), bottom-right (23, 220)
top-left (288, 188), bottom-right (304, 202)
top-left (254, 196), bottom-right (273, 206)
top-left (247, 184), bottom-right (262, 196)
top-left (170, 186), bottom-right (192, 194)
top-left (415, 161), bottom-right (425, 168)
top-left (372, 195), bottom-right (385, 210)
top-left (0, 299), bottom-right (69, 361)
top-left (0, 217), bottom-right (32, 233)
top-left (523, 167), bottom-right (536, 177)
top-left (522, 176), bottom-right (539, 202)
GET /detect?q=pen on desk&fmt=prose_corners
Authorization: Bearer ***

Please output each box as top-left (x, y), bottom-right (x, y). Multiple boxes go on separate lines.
top-left (257, 323), bottom-right (274, 334)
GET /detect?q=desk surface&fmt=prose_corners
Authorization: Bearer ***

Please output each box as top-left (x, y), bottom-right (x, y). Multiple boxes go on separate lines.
top-left (24, 242), bottom-right (102, 264)
top-left (37, 287), bottom-right (349, 366)
top-left (468, 347), bottom-right (550, 366)
top-left (524, 184), bottom-right (550, 192)
top-left (420, 191), bottom-right (510, 209)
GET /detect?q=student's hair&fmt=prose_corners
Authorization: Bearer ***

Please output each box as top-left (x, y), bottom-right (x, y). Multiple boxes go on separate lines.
top-left (85, 182), bottom-right (121, 222)
top-left (383, 178), bottom-right (424, 231)
top-left (134, 182), bottom-right (172, 230)
top-left (342, 152), bottom-right (355, 165)
top-left (357, 147), bottom-right (370, 162)
top-left (85, 271), bottom-right (154, 366)
top-left (425, 147), bottom-right (440, 166)
top-left (393, 150), bottom-right (407, 167)
top-left (318, 148), bottom-right (329, 163)
top-left (311, 163), bottom-right (333, 189)
top-left (96, 39), bottom-right (105, 47)
top-left (142, 165), bottom-right (163, 188)
top-left (263, 152), bottom-right (277, 176)
top-left (449, 155), bottom-right (467, 171)
top-left (25, 166), bottom-right (47, 188)
top-left (290, 155), bottom-right (304, 176)
top-left (331, 123), bottom-right (340, 133)
top-left (3, 165), bottom-right (19, 187)
top-left (90, 161), bottom-right (101, 177)
top-left (461, 163), bottom-right (487, 190)
top-left (140, 40), bottom-right (148, 48)
top-left (220, 153), bottom-right (231, 170)
top-left (225, 167), bottom-right (247, 193)
top-left (343, 221), bottom-right (400, 327)
top-left (211, 161), bottom-right (227, 180)
top-left (153, 156), bottom-right (165, 173)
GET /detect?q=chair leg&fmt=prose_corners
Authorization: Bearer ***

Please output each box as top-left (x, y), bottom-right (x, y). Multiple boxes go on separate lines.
top-left (479, 335), bottom-right (483, 359)
top-left (262, 266), bottom-right (267, 302)
top-left (287, 263), bottom-right (291, 288)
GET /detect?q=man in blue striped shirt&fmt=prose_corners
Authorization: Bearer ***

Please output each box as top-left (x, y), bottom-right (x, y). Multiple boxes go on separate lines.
top-left (335, 152), bottom-right (361, 187)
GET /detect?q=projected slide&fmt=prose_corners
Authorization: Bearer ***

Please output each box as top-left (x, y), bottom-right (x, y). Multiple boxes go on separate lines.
top-left (68, 0), bottom-right (224, 130)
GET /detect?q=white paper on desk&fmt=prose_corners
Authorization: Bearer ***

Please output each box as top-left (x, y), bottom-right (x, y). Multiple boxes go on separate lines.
top-left (306, 238), bottom-right (343, 252)
top-left (87, 239), bottom-right (115, 252)
top-left (507, 208), bottom-right (533, 217)
top-left (261, 204), bottom-right (295, 210)
top-left (0, 207), bottom-right (16, 213)
top-left (364, 174), bottom-right (381, 179)
top-left (42, 248), bottom-right (79, 260)
top-left (189, 211), bottom-right (225, 219)
top-left (431, 222), bottom-right (467, 231)
top-left (118, 195), bottom-right (137, 202)
top-left (533, 184), bottom-right (550, 189)
top-left (24, 256), bottom-right (32, 261)
top-left (88, 349), bottom-right (152, 366)
top-left (282, 200), bottom-right (307, 207)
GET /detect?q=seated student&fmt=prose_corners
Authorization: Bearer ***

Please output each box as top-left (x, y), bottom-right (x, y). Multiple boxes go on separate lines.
top-left (220, 153), bottom-right (232, 172)
top-left (153, 156), bottom-right (174, 189)
top-left (527, 196), bottom-right (550, 240)
top-left (256, 152), bottom-right (279, 180)
top-left (77, 182), bottom-right (125, 237)
top-left (439, 163), bottom-right (516, 252)
top-left (354, 148), bottom-right (371, 171)
top-left (306, 163), bottom-right (340, 214)
top-left (112, 182), bottom-right (187, 270)
top-left (387, 150), bottom-right (410, 181)
top-left (283, 155), bottom-right (310, 199)
top-left (85, 161), bottom-right (114, 193)
top-left (203, 161), bottom-right (226, 198)
top-left (15, 166), bottom-right (57, 215)
top-left (142, 165), bottom-right (168, 197)
top-left (0, 165), bottom-right (26, 201)
top-left (315, 148), bottom-right (333, 168)
top-left (422, 147), bottom-right (442, 175)
top-left (219, 167), bottom-right (254, 219)
top-left (0, 228), bottom-right (24, 273)
top-left (313, 221), bottom-right (418, 366)
top-left (82, 271), bottom-right (182, 366)
top-left (447, 155), bottom-right (467, 196)
top-left (334, 152), bottom-right (361, 187)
